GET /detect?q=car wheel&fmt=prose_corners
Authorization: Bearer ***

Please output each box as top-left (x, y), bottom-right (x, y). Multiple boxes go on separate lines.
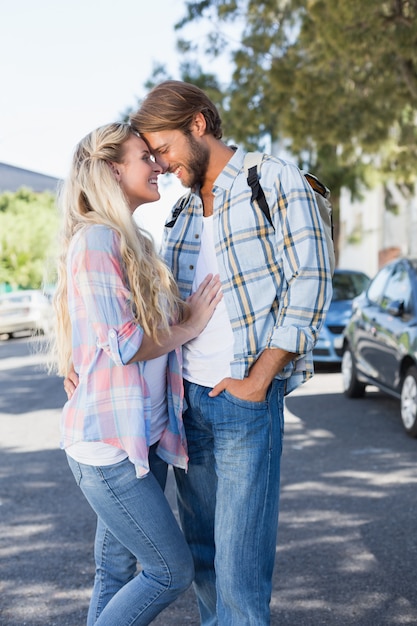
top-left (341, 346), bottom-right (366, 398)
top-left (400, 366), bottom-right (417, 437)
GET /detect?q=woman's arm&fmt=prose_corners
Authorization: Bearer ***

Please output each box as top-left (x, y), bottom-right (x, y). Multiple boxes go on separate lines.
top-left (63, 273), bottom-right (222, 398)
top-left (127, 273), bottom-right (222, 362)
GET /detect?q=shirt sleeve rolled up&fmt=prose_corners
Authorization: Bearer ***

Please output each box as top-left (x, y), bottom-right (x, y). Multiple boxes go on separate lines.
top-left (265, 162), bottom-right (332, 356)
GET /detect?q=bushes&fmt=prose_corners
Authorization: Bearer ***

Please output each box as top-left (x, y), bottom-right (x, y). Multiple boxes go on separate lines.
top-left (0, 189), bottom-right (59, 289)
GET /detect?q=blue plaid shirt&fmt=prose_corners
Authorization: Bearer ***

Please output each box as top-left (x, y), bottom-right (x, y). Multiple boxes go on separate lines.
top-left (161, 147), bottom-right (332, 394)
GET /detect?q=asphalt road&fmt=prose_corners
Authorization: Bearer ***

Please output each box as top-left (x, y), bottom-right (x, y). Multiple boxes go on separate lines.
top-left (1, 337), bottom-right (417, 626)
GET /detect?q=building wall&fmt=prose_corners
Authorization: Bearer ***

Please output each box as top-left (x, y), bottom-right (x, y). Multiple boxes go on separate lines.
top-left (338, 183), bottom-right (416, 278)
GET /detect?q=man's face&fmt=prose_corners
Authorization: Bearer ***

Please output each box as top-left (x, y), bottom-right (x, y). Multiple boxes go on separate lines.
top-left (142, 129), bottom-right (210, 189)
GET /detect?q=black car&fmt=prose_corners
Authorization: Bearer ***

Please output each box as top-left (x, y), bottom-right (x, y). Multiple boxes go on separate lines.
top-left (342, 257), bottom-right (417, 437)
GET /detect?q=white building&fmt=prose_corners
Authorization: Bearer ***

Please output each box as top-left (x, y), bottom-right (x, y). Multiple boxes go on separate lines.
top-left (338, 183), bottom-right (417, 278)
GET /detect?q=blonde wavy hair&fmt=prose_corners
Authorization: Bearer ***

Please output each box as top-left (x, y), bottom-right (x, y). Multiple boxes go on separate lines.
top-left (51, 122), bottom-right (183, 376)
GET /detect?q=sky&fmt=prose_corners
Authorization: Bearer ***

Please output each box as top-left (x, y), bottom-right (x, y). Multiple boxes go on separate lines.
top-left (0, 0), bottom-right (206, 240)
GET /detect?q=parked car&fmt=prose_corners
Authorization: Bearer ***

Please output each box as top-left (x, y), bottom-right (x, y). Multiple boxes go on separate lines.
top-left (313, 269), bottom-right (370, 364)
top-left (0, 290), bottom-right (54, 339)
top-left (342, 257), bottom-right (417, 437)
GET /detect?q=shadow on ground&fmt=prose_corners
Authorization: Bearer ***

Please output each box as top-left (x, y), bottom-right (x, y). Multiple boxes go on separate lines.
top-left (1, 345), bottom-right (417, 625)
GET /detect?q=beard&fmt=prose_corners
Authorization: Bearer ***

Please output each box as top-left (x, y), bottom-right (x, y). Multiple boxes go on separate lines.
top-left (182, 134), bottom-right (210, 189)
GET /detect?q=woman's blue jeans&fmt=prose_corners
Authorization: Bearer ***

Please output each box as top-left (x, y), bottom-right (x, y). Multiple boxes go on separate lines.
top-left (174, 379), bottom-right (285, 626)
top-left (66, 444), bottom-right (194, 626)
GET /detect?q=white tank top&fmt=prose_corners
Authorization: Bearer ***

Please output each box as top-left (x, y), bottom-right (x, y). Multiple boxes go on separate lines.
top-left (182, 215), bottom-right (234, 387)
top-left (66, 353), bottom-right (168, 466)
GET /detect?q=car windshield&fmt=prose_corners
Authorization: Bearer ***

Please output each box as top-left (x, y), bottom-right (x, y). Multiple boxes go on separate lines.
top-left (332, 272), bottom-right (370, 302)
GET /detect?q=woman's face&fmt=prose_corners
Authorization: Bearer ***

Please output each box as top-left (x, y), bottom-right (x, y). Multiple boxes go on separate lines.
top-left (114, 135), bottom-right (162, 212)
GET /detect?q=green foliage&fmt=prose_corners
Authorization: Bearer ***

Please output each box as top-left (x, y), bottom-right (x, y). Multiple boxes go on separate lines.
top-left (177, 5), bottom-right (412, 180)
top-left (0, 189), bottom-right (59, 289)
top-left (150, 0), bottom-right (414, 260)
top-left (135, 0), bottom-right (417, 260)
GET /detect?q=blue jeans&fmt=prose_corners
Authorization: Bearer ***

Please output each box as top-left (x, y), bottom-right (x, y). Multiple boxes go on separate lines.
top-left (66, 444), bottom-right (194, 626)
top-left (174, 379), bottom-right (285, 626)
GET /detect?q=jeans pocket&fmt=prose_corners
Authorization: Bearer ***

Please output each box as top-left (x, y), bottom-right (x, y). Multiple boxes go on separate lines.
top-left (66, 454), bottom-right (82, 486)
top-left (223, 389), bottom-right (268, 409)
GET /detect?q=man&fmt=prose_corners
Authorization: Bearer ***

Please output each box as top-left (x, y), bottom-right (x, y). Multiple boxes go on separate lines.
top-left (130, 80), bottom-right (332, 625)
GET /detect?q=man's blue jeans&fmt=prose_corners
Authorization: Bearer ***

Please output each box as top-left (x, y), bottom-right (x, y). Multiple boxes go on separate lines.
top-left (174, 378), bottom-right (285, 625)
top-left (66, 444), bottom-right (194, 626)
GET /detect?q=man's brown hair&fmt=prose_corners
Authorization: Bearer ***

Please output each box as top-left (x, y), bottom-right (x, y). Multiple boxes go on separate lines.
top-left (130, 80), bottom-right (223, 139)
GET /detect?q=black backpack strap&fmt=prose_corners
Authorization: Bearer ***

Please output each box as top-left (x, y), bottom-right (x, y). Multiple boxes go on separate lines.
top-left (244, 153), bottom-right (275, 230)
top-left (165, 192), bottom-right (192, 228)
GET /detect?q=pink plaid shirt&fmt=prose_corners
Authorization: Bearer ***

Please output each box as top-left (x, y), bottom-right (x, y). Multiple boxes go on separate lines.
top-left (60, 224), bottom-right (187, 477)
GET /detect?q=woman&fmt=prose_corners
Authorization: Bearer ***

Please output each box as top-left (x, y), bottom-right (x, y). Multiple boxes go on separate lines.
top-left (51, 122), bottom-right (221, 625)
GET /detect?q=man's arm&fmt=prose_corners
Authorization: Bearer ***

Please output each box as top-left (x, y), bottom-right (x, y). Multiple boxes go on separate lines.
top-left (210, 161), bottom-right (331, 402)
top-left (209, 347), bottom-right (296, 402)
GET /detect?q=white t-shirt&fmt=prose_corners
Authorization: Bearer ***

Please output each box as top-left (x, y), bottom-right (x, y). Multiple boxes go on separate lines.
top-left (183, 215), bottom-right (234, 387)
top-left (66, 353), bottom-right (168, 466)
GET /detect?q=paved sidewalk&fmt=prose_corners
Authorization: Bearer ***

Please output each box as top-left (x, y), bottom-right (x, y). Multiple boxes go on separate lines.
top-left (0, 338), bottom-right (199, 625)
top-left (2, 339), bottom-right (417, 625)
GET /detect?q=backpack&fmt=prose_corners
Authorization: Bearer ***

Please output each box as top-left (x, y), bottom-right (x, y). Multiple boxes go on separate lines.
top-left (244, 152), bottom-right (335, 275)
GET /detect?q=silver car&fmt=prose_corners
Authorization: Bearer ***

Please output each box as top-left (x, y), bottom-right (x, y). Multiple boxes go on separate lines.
top-left (0, 290), bottom-right (54, 338)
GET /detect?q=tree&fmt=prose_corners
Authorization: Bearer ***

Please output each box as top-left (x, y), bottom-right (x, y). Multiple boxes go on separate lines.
top-left (0, 189), bottom-right (59, 289)
top-left (148, 0), bottom-right (417, 259)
